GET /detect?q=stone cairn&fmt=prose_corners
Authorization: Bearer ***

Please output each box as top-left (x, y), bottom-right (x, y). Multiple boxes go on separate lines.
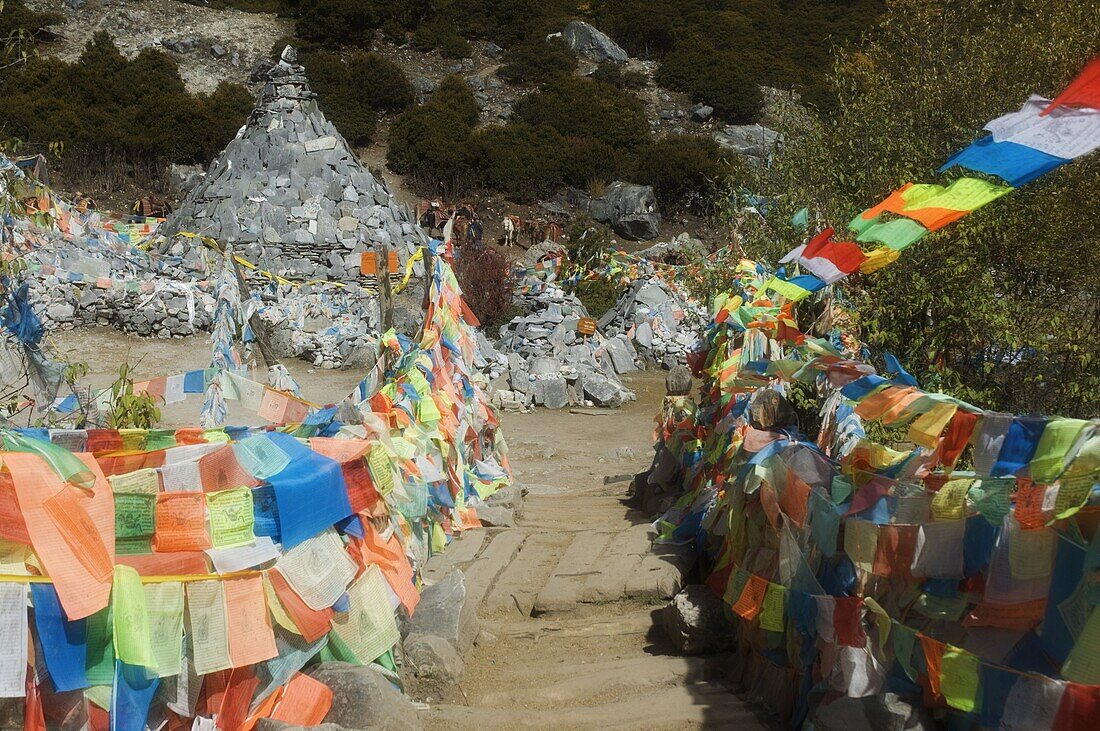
top-left (162, 46), bottom-right (427, 282)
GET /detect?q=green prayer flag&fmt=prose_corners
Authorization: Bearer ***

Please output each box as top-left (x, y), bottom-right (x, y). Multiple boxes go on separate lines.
top-left (115, 493), bottom-right (156, 555)
top-left (892, 622), bottom-right (918, 682)
top-left (85, 606), bottom-right (114, 685)
top-left (112, 565), bottom-right (155, 668)
top-left (143, 429), bottom-right (178, 451)
top-left (906, 176), bottom-right (1012, 213)
top-left (856, 217), bottom-right (928, 251)
top-left (973, 478), bottom-right (1013, 526)
top-left (759, 583), bottom-right (787, 632)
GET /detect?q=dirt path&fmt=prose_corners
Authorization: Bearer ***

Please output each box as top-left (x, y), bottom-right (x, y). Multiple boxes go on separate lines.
top-left (420, 371), bottom-right (773, 730)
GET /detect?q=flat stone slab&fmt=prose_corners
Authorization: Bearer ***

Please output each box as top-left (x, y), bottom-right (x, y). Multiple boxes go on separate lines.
top-left (463, 530), bottom-right (528, 608)
top-left (422, 531), bottom-right (486, 582)
top-left (533, 531), bottom-right (613, 615)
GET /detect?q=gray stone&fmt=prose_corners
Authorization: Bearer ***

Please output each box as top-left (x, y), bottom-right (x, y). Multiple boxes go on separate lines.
top-left (662, 585), bottom-right (736, 655)
top-left (714, 123), bottom-right (781, 161)
top-left (486, 483), bottom-right (524, 520)
top-left (605, 336), bottom-right (638, 374)
top-left (483, 42), bottom-right (503, 59)
top-left (256, 723), bottom-right (348, 731)
top-left (748, 389), bottom-right (797, 430)
top-left (306, 662), bottom-right (422, 731)
top-left (691, 104), bottom-right (714, 123)
top-left (561, 21), bottom-right (629, 64)
top-left (408, 571), bottom-right (479, 653)
top-left (164, 37), bottom-right (201, 54)
top-left (585, 181), bottom-right (660, 240)
top-left (542, 377), bottom-right (569, 409)
top-left (404, 633), bottom-right (464, 686)
top-left (665, 365), bottom-right (693, 396)
top-left (210, 43), bottom-right (227, 58)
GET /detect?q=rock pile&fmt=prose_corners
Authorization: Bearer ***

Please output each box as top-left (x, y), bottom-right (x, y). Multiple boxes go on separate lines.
top-left (162, 46), bottom-right (428, 282)
top-left (490, 273), bottom-right (635, 410)
top-left (599, 272), bottom-right (706, 370)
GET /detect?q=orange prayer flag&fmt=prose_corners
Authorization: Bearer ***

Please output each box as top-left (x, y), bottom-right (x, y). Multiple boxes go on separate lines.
top-left (732, 574), bottom-right (768, 620)
top-left (268, 673), bottom-right (333, 725)
top-left (0, 473), bottom-right (32, 545)
top-left (5, 452), bottom-right (112, 619)
top-left (268, 569), bottom-right (334, 643)
top-left (224, 576), bottom-right (278, 668)
top-left (778, 471), bottom-right (811, 528)
top-left (918, 634), bottom-right (945, 696)
top-left (116, 550), bottom-right (209, 576)
top-left (309, 438), bottom-right (371, 463)
top-left (153, 492), bottom-right (211, 552)
top-left (198, 446), bottom-right (260, 493)
top-left (217, 667), bottom-right (260, 731)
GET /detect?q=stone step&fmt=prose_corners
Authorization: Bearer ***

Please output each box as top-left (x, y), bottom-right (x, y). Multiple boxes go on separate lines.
top-left (422, 530), bottom-right (486, 582)
top-left (482, 531), bottom-right (571, 616)
top-left (476, 654), bottom-right (733, 707)
top-left (425, 682), bottom-right (768, 730)
top-left (484, 606), bottom-right (655, 641)
top-left (623, 541), bottom-right (694, 601)
top-left (579, 522), bottom-right (655, 604)
top-left (462, 529), bottom-right (528, 608)
top-left (531, 531), bottom-right (614, 616)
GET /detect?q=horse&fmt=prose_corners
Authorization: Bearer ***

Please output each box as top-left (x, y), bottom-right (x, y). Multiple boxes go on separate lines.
top-left (502, 215), bottom-right (522, 247)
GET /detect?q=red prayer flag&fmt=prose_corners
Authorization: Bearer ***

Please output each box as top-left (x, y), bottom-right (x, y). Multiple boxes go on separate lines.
top-left (1042, 55), bottom-right (1100, 115)
top-left (1053, 682), bottom-right (1100, 731)
top-left (833, 596), bottom-right (867, 647)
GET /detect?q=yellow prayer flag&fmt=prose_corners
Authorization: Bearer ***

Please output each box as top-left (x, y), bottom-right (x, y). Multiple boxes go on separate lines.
top-left (759, 583), bottom-right (787, 632)
top-left (205, 487), bottom-right (255, 549)
top-left (931, 479), bottom-right (972, 521)
top-left (144, 582), bottom-right (184, 677)
top-left (940, 646), bottom-right (980, 712)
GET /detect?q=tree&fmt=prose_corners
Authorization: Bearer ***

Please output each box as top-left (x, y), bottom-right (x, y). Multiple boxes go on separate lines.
top-left (727, 0), bottom-right (1100, 417)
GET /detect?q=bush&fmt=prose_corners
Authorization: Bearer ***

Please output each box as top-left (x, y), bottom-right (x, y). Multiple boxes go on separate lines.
top-left (387, 76), bottom-right (478, 194)
top-left (469, 123), bottom-right (565, 202)
top-left (512, 76), bottom-right (649, 150)
top-left (690, 67), bottom-right (763, 124)
top-left (630, 135), bottom-right (736, 213)
top-left (296, 0), bottom-right (382, 46)
top-left (574, 279), bottom-right (621, 319)
top-left (431, 75), bottom-right (480, 127)
top-left (0, 33), bottom-right (251, 164)
top-left (559, 136), bottom-right (623, 190)
top-left (454, 246), bottom-right (516, 330)
top-left (300, 49), bottom-right (413, 146)
top-left (498, 38), bottom-right (576, 85)
top-left (590, 63), bottom-right (647, 90)
top-left (437, 31), bottom-right (472, 59)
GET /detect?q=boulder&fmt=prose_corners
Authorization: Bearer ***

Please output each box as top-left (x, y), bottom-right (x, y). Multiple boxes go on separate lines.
top-left (561, 21), bottom-right (629, 64)
top-left (306, 662), bottom-right (422, 731)
top-left (714, 124), bottom-right (781, 162)
top-left (665, 365), bottom-right (693, 396)
top-left (748, 389), bottom-right (798, 430)
top-left (486, 483), bottom-right (525, 520)
top-left (662, 585), bottom-right (736, 655)
top-left (585, 181), bottom-right (660, 240)
top-left (404, 633), bottom-right (465, 687)
top-left (408, 571), bottom-right (480, 653)
top-left (691, 104), bottom-right (714, 123)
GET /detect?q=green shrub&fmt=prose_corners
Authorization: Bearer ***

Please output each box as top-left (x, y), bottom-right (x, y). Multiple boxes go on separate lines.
top-left (296, 0), bottom-right (381, 46)
top-left (432, 75), bottom-right (480, 126)
top-left (410, 24), bottom-right (439, 52)
top-left (690, 67), bottom-right (763, 124)
top-left (559, 136), bottom-right (623, 190)
top-left (0, 33), bottom-right (251, 164)
top-left (299, 49), bottom-right (413, 146)
top-left (590, 63), bottom-right (647, 90)
top-left (512, 77), bottom-right (649, 150)
top-left (437, 31), bottom-right (472, 59)
top-left (469, 123), bottom-right (565, 202)
top-left (630, 135), bottom-right (736, 213)
top-left (498, 38), bottom-right (576, 85)
top-left (574, 278), bottom-right (621, 319)
top-left (387, 76), bottom-right (478, 194)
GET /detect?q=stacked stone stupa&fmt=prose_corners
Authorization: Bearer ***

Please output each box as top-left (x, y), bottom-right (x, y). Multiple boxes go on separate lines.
top-left (163, 46), bottom-right (426, 281)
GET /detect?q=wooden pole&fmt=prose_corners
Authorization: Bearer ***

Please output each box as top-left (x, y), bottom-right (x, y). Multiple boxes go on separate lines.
top-left (205, 239), bottom-right (279, 370)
